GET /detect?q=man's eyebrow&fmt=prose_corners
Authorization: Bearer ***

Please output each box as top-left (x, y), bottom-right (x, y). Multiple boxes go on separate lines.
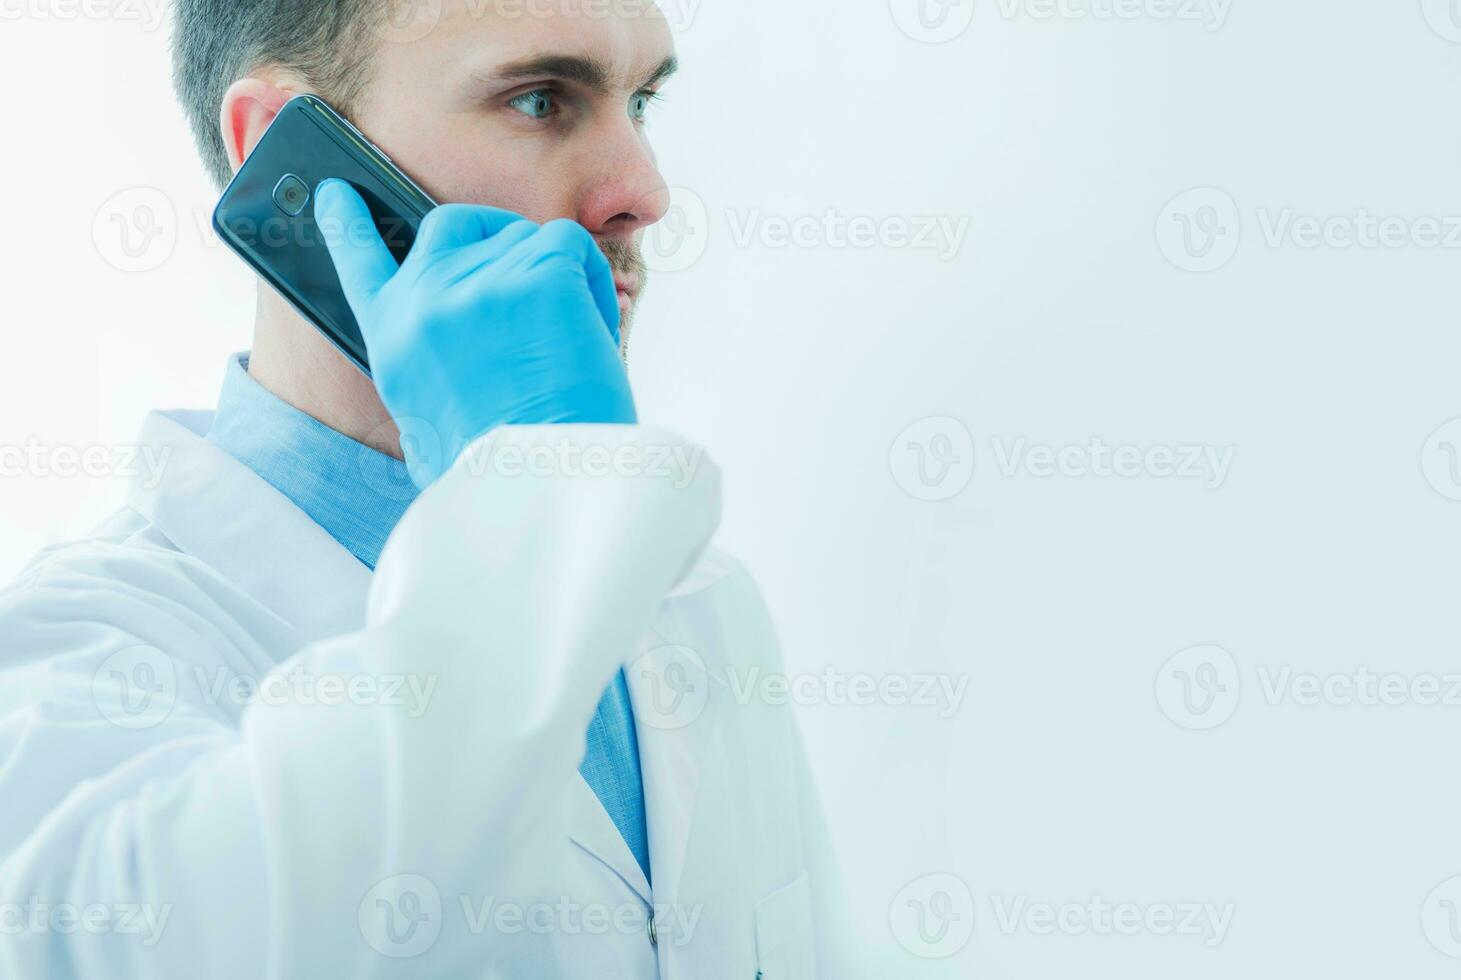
top-left (643, 55), bottom-right (679, 89)
top-left (485, 54), bottom-right (679, 92)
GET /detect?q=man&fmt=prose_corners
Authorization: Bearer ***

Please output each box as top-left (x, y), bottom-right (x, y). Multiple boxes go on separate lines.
top-left (0, 1), bottom-right (844, 976)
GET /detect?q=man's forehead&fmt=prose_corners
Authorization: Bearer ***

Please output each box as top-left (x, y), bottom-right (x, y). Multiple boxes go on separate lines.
top-left (427, 0), bottom-right (678, 89)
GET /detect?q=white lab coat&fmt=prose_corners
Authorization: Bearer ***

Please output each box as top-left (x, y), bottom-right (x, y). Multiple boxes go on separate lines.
top-left (0, 410), bottom-right (846, 979)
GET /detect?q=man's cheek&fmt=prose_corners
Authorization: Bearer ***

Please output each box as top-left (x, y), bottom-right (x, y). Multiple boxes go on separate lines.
top-left (459, 180), bottom-right (571, 223)
top-left (369, 139), bottom-right (549, 219)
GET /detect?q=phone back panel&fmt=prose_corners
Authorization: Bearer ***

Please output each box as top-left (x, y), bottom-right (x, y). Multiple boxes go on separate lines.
top-left (212, 95), bottom-right (436, 375)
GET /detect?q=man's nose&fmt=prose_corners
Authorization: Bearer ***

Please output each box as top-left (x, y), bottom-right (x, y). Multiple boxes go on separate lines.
top-left (575, 123), bottom-right (670, 239)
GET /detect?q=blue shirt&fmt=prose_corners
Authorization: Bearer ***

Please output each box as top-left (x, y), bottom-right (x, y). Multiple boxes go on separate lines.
top-left (207, 353), bottom-right (651, 882)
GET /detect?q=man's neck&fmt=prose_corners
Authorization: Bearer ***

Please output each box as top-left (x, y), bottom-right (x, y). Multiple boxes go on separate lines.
top-left (246, 284), bottom-right (403, 459)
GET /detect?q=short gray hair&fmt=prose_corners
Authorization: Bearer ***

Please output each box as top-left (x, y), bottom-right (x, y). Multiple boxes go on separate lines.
top-left (171, 0), bottom-right (391, 189)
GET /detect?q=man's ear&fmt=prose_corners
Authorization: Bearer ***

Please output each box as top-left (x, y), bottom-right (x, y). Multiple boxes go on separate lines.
top-left (219, 77), bottom-right (305, 175)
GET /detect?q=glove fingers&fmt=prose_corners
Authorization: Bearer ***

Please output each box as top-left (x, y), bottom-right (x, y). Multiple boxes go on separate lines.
top-left (434, 219), bottom-right (541, 287)
top-left (408, 204), bottom-right (527, 267)
top-left (315, 179), bottom-right (401, 316)
top-left (533, 219), bottom-right (622, 346)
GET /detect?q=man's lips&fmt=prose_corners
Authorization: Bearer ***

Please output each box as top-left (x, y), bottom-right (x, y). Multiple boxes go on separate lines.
top-left (613, 275), bottom-right (640, 304)
top-left (596, 235), bottom-right (644, 311)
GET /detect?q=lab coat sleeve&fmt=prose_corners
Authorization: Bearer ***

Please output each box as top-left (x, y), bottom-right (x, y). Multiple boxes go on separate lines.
top-left (0, 423), bottom-right (719, 979)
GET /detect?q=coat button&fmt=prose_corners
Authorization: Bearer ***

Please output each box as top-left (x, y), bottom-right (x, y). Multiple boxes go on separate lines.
top-left (647, 912), bottom-right (658, 947)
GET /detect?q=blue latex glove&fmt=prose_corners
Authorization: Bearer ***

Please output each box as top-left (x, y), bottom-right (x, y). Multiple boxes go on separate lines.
top-left (315, 179), bottom-right (636, 489)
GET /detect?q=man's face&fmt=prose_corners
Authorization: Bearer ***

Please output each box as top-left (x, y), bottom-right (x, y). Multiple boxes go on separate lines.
top-left (351, 0), bottom-right (677, 334)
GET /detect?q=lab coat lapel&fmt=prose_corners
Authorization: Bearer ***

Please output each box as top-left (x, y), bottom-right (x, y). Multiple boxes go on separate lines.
top-left (624, 627), bottom-right (727, 916)
top-left (567, 593), bottom-right (733, 915)
top-left (126, 410), bottom-right (374, 646)
top-left (566, 774), bottom-right (652, 904)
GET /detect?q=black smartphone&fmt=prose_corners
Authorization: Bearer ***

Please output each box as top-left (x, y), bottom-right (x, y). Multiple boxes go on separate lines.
top-left (212, 94), bottom-right (437, 376)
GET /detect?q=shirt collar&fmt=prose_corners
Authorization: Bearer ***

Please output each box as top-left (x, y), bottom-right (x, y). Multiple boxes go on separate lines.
top-left (206, 353), bottom-right (417, 570)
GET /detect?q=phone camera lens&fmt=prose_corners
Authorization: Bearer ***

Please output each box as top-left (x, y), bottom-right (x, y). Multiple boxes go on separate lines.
top-left (272, 174), bottom-right (311, 217)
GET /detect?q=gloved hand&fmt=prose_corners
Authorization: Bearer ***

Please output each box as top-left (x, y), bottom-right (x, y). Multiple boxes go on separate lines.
top-left (315, 179), bottom-right (636, 489)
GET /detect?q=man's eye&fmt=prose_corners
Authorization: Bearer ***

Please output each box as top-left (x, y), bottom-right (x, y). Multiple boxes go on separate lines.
top-left (508, 89), bottom-right (557, 119)
top-left (628, 91), bottom-right (659, 122)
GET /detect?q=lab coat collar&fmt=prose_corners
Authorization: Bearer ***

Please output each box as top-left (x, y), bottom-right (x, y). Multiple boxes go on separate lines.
top-left (126, 410), bottom-right (374, 647)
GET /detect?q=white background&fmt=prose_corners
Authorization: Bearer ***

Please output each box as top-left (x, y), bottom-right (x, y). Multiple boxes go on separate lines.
top-left (4, 0), bottom-right (1461, 975)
